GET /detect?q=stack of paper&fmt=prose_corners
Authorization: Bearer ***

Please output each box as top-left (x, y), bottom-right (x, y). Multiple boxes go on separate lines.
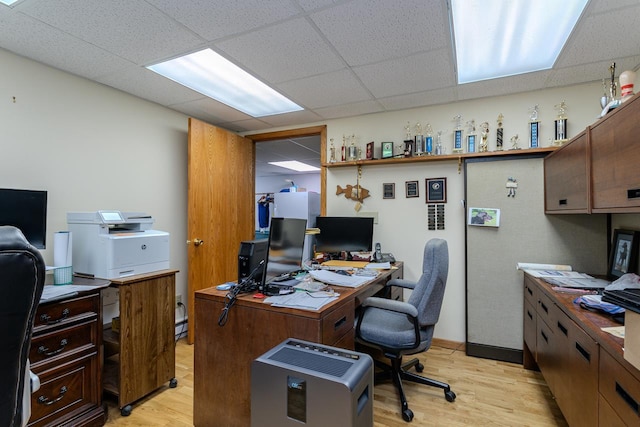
top-left (264, 291), bottom-right (339, 311)
top-left (308, 269), bottom-right (372, 288)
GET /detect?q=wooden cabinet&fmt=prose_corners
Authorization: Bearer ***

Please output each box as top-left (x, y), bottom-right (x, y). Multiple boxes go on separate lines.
top-left (544, 129), bottom-right (590, 213)
top-left (103, 270), bottom-right (178, 416)
top-left (523, 274), bottom-right (640, 426)
top-left (590, 93), bottom-right (640, 212)
top-left (30, 288), bottom-right (106, 426)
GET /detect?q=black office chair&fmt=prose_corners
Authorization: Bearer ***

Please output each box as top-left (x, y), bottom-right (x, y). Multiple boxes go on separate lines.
top-left (0, 226), bottom-right (46, 427)
top-left (356, 238), bottom-right (455, 422)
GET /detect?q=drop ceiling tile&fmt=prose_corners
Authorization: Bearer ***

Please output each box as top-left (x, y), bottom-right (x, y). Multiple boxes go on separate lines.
top-left (171, 97), bottom-right (254, 124)
top-left (456, 71), bottom-right (550, 101)
top-left (558, 5), bottom-right (640, 68)
top-left (295, 0), bottom-right (345, 12)
top-left (258, 110), bottom-right (323, 127)
top-left (215, 18), bottom-right (345, 83)
top-left (277, 69), bottom-right (372, 109)
top-left (314, 100), bottom-right (384, 119)
top-left (18, 0), bottom-right (204, 64)
top-left (0, 9), bottom-right (133, 79)
top-left (96, 66), bottom-right (205, 106)
top-left (147, 0), bottom-right (300, 41)
top-left (310, 0), bottom-right (449, 66)
top-left (222, 118), bottom-right (281, 133)
top-left (547, 56), bottom-right (640, 89)
top-left (354, 50), bottom-right (455, 98)
top-left (587, 0), bottom-right (638, 14)
top-left (378, 87), bottom-right (457, 111)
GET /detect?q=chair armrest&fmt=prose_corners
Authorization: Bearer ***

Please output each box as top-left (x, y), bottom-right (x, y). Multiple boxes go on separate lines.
top-left (386, 278), bottom-right (416, 290)
top-left (362, 296), bottom-right (418, 318)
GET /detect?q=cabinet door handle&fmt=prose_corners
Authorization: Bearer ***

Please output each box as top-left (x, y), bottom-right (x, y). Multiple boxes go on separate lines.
top-left (37, 386), bottom-right (68, 406)
top-left (540, 301), bottom-right (548, 314)
top-left (559, 199), bottom-right (568, 206)
top-left (334, 316), bottom-right (347, 330)
top-left (575, 342), bottom-right (591, 362)
top-left (627, 189), bottom-right (640, 200)
top-left (38, 338), bottom-right (69, 357)
top-left (557, 321), bottom-right (568, 336)
top-left (540, 330), bottom-right (548, 343)
top-left (616, 382), bottom-right (639, 414)
top-left (40, 308), bottom-right (70, 324)
top-left (527, 309), bottom-right (533, 320)
top-left (526, 286), bottom-right (533, 297)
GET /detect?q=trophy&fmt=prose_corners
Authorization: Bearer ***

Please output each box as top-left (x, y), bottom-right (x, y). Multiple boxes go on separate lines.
top-left (414, 122), bottom-right (424, 155)
top-left (435, 130), bottom-right (444, 155)
top-left (479, 121), bottom-right (489, 153)
top-left (452, 115), bottom-right (463, 153)
top-left (466, 120), bottom-right (476, 153)
top-left (496, 114), bottom-right (504, 151)
top-left (403, 121), bottom-right (414, 157)
top-left (329, 138), bottom-right (336, 163)
top-left (425, 123), bottom-right (434, 155)
top-left (528, 105), bottom-right (540, 148)
top-left (341, 135), bottom-right (347, 161)
top-left (553, 101), bottom-right (568, 145)
top-left (510, 134), bottom-right (520, 150)
top-left (347, 134), bottom-right (358, 161)
top-left (620, 69), bottom-right (637, 103)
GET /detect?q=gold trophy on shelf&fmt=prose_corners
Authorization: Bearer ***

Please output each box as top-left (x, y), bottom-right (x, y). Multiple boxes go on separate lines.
top-left (496, 113), bottom-right (504, 151)
top-left (479, 121), bottom-right (489, 152)
top-left (553, 101), bottom-right (568, 146)
top-left (452, 115), bottom-right (463, 153)
top-left (528, 105), bottom-right (540, 148)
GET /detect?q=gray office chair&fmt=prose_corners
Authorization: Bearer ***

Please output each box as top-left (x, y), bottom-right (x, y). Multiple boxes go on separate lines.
top-left (355, 238), bottom-right (455, 422)
top-left (0, 226), bottom-right (46, 427)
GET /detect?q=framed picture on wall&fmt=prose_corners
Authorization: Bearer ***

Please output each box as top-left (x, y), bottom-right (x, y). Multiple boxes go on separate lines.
top-left (381, 142), bottom-right (394, 159)
top-left (405, 181), bottom-right (419, 198)
top-left (383, 183), bottom-right (395, 199)
top-left (426, 177), bottom-right (447, 203)
top-left (609, 229), bottom-right (639, 279)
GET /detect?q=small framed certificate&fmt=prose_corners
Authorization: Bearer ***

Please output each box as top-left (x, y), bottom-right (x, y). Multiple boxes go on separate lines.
top-left (425, 177), bottom-right (447, 203)
top-left (381, 142), bottom-right (394, 159)
top-left (383, 183), bottom-right (395, 199)
top-left (405, 180), bottom-right (419, 198)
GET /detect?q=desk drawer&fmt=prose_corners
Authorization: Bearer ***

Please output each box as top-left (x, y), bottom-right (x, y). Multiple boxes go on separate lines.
top-left (322, 299), bottom-right (354, 346)
top-left (524, 299), bottom-right (537, 357)
top-left (524, 275), bottom-right (537, 307)
top-left (29, 352), bottom-right (100, 427)
top-left (600, 349), bottom-right (640, 425)
top-left (537, 289), bottom-right (554, 327)
top-left (34, 293), bottom-right (100, 329)
top-left (599, 394), bottom-right (626, 427)
top-left (30, 319), bottom-right (97, 366)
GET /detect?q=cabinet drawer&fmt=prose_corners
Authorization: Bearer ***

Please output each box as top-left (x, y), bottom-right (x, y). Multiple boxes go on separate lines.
top-left (536, 289), bottom-right (554, 327)
top-left (524, 276), bottom-right (537, 307)
top-left (524, 299), bottom-right (537, 357)
top-left (29, 352), bottom-right (100, 427)
top-left (599, 394), bottom-right (626, 427)
top-left (322, 299), bottom-right (354, 345)
top-left (600, 349), bottom-right (640, 425)
top-left (34, 293), bottom-right (100, 329)
top-left (30, 319), bottom-right (97, 366)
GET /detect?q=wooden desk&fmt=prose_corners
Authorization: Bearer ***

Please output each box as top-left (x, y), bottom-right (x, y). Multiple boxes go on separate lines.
top-left (193, 264), bottom-right (403, 427)
top-left (30, 276), bottom-right (108, 427)
top-left (523, 274), bottom-right (640, 426)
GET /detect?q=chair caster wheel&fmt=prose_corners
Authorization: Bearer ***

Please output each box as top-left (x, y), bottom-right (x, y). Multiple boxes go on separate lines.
top-left (402, 408), bottom-right (414, 422)
top-left (415, 362), bottom-right (424, 373)
top-left (121, 405), bottom-right (132, 416)
top-left (170, 378), bottom-right (178, 388)
top-left (445, 390), bottom-right (456, 402)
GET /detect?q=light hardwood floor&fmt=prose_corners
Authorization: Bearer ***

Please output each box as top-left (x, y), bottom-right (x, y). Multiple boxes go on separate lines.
top-left (104, 339), bottom-right (567, 426)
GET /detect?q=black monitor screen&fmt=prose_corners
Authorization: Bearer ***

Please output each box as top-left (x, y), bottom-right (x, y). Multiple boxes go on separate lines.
top-left (262, 217), bottom-right (307, 286)
top-left (314, 216), bottom-right (374, 253)
top-left (0, 188), bottom-right (48, 249)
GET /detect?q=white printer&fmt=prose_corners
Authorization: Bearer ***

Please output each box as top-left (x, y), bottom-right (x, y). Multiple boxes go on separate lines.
top-left (67, 211), bottom-right (170, 279)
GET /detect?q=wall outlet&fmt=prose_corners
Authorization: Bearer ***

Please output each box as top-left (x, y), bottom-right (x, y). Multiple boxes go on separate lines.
top-left (175, 294), bottom-right (182, 309)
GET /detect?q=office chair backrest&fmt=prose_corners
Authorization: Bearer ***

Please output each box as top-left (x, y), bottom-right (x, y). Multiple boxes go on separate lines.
top-left (406, 238), bottom-right (449, 327)
top-left (0, 226), bottom-right (46, 427)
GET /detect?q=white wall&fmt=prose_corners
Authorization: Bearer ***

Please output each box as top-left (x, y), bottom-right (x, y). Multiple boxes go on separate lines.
top-left (0, 48), bottom-right (190, 323)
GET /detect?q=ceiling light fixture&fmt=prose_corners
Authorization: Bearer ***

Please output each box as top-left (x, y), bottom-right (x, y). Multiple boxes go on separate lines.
top-left (0, 0), bottom-right (21, 6)
top-left (450, 0), bottom-right (589, 84)
top-left (147, 49), bottom-right (303, 117)
top-left (268, 161), bottom-right (320, 172)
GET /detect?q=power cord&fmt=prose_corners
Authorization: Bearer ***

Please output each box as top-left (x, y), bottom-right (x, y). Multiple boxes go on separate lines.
top-left (175, 301), bottom-right (187, 345)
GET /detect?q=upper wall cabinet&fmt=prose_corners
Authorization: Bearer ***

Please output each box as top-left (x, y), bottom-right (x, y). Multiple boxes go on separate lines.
top-left (590, 92), bottom-right (640, 213)
top-left (544, 129), bottom-right (590, 214)
top-left (544, 92), bottom-right (640, 215)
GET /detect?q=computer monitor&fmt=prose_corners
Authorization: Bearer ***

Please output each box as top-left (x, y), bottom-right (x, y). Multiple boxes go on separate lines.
top-left (0, 188), bottom-right (48, 249)
top-left (314, 216), bottom-right (374, 254)
top-left (261, 217), bottom-right (307, 288)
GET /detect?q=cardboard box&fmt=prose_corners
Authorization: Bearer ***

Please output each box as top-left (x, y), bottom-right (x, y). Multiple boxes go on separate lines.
top-left (624, 310), bottom-right (640, 369)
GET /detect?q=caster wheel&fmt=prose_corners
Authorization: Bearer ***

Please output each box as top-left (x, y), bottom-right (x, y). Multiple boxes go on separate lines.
top-left (445, 390), bottom-right (456, 402)
top-left (415, 362), bottom-right (424, 373)
top-left (169, 378), bottom-right (178, 388)
top-left (402, 408), bottom-right (414, 422)
top-left (121, 405), bottom-right (132, 416)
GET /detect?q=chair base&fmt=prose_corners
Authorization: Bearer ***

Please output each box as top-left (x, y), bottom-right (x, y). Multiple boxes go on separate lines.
top-left (374, 356), bottom-right (456, 422)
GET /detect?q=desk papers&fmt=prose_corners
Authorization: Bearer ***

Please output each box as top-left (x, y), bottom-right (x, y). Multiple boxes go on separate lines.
top-left (517, 262), bottom-right (609, 289)
top-left (264, 291), bottom-right (339, 311)
top-left (40, 282), bottom-right (111, 303)
top-left (308, 269), bottom-right (373, 288)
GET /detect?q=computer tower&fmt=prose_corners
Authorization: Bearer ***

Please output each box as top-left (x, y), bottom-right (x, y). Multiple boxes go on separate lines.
top-left (238, 239), bottom-right (268, 285)
top-left (251, 339), bottom-right (373, 427)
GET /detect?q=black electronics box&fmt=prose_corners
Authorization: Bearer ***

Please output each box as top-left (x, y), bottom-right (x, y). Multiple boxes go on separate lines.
top-left (238, 239), bottom-right (268, 285)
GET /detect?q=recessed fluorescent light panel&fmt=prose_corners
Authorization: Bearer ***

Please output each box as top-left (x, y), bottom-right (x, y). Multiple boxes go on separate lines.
top-left (451, 0), bottom-right (588, 84)
top-left (147, 49), bottom-right (303, 117)
top-left (0, 0), bottom-right (20, 5)
top-left (268, 161), bottom-right (320, 172)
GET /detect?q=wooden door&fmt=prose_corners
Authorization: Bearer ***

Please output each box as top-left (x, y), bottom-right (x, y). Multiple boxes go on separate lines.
top-left (187, 118), bottom-right (255, 344)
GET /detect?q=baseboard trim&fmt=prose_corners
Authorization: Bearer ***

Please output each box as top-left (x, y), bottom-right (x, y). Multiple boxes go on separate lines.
top-left (466, 342), bottom-right (523, 364)
top-left (433, 338), bottom-right (465, 351)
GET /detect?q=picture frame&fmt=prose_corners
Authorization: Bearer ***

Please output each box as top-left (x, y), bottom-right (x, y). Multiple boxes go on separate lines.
top-left (608, 229), bottom-right (639, 279)
top-left (381, 142), bottom-right (394, 159)
top-left (405, 180), bottom-right (419, 198)
top-left (425, 177), bottom-right (447, 203)
top-left (468, 207), bottom-right (500, 227)
top-left (366, 141), bottom-right (374, 160)
top-left (383, 183), bottom-right (395, 199)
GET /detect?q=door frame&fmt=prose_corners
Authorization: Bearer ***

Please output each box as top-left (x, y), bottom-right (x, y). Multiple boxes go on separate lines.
top-left (246, 125), bottom-right (327, 215)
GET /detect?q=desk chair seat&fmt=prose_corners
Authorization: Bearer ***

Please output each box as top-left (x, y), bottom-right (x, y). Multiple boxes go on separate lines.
top-left (356, 238), bottom-right (455, 422)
